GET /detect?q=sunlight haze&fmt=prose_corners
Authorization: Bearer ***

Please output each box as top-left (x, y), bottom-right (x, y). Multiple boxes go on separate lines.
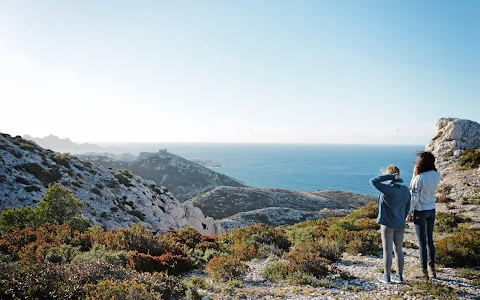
top-left (1, 1), bottom-right (479, 144)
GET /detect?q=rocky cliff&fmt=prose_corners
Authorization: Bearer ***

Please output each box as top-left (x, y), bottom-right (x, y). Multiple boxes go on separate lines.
top-left (77, 151), bottom-right (244, 201)
top-left (190, 186), bottom-right (375, 222)
top-left (0, 133), bottom-right (222, 235)
top-left (425, 118), bottom-right (480, 223)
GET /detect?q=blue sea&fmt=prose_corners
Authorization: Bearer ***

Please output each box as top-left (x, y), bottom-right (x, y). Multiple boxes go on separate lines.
top-left (106, 143), bottom-right (424, 196)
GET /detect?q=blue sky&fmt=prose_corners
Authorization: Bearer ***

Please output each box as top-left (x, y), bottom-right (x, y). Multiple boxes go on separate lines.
top-left (0, 1), bottom-right (478, 144)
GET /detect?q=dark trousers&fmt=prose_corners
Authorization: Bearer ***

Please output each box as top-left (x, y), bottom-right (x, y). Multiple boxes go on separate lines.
top-left (414, 209), bottom-right (436, 270)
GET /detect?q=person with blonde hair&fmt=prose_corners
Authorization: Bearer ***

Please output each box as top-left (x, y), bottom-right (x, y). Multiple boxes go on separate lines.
top-left (370, 165), bottom-right (411, 284)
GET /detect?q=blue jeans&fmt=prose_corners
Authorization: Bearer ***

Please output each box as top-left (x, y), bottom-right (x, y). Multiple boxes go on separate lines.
top-left (414, 209), bottom-right (436, 270)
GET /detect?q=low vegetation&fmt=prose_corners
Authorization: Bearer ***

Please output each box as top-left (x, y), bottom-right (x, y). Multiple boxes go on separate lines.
top-left (0, 183), bottom-right (477, 298)
top-left (458, 148), bottom-right (480, 169)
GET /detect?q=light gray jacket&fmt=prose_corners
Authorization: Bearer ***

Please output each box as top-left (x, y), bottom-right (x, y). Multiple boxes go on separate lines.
top-left (409, 170), bottom-right (441, 212)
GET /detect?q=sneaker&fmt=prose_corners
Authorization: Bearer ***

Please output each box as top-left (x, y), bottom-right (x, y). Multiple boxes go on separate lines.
top-left (377, 275), bottom-right (391, 284)
top-left (391, 274), bottom-right (403, 283)
top-left (428, 266), bottom-right (437, 279)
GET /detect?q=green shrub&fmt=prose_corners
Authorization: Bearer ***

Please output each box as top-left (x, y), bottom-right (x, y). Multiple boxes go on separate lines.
top-left (25, 185), bottom-right (41, 193)
top-left (85, 279), bottom-right (161, 300)
top-left (91, 187), bottom-right (102, 195)
top-left (15, 163), bottom-right (62, 186)
top-left (261, 261), bottom-right (289, 281)
top-left (73, 244), bottom-right (130, 267)
top-left (20, 143), bottom-right (36, 151)
top-left (52, 153), bottom-right (71, 168)
top-left (436, 229), bottom-right (480, 267)
top-left (129, 210), bottom-right (145, 221)
top-left (114, 169), bottom-right (134, 187)
top-left (286, 245), bottom-right (335, 278)
top-left (219, 224), bottom-right (291, 260)
top-left (45, 244), bottom-right (80, 264)
top-left (205, 256), bottom-right (249, 282)
top-left (435, 212), bottom-right (471, 233)
top-left (458, 148), bottom-right (480, 169)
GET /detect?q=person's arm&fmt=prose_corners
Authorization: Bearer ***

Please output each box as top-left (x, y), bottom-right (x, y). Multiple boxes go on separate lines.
top-left (405, 194), bottom-right (412, 218)
top-left (409, 175), bottom-right (423, 213)
top-left (369, 174), bottom-right (395, 195)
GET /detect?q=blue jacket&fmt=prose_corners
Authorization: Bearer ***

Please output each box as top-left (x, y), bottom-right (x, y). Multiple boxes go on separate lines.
top-left (369, 174), bottom-right (411, 229)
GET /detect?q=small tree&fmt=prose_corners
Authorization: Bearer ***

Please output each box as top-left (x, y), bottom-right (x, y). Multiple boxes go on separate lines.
top-left (0, 206), bottom-right (35, 232)
top-left (35, 183), bottom-right (84, 225)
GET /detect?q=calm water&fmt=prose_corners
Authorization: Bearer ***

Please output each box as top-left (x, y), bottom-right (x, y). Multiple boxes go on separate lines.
top-left (106, 143), bottom-right (424, 195)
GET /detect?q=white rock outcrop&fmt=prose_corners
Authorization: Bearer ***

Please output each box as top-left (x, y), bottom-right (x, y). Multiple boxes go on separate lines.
top-left (0, 133), bottom-right (223, 235)
top-left (426, 118), bottom-right (480, 156)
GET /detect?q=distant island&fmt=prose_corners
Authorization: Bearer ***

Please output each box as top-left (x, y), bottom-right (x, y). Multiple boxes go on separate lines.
top-left (23, 134), bottom-right (117, 153)
top-left (191, 159), bottom-right (222, 168)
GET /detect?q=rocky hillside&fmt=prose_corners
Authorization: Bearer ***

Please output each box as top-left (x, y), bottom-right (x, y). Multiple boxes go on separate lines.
top-left (218, 207), bottom-right (350, 231)
top-left (0, 133), bottom-right (222, 235)
top-left (191, 186), bottom-right (375, 221)
top-left (425, 117), bottom-right (480, 223)
top-left (77, 151), bottom-right (244, 202)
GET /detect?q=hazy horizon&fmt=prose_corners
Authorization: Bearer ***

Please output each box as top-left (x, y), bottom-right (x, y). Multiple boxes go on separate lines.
top-left (1, 1), bottom-right (479, 144)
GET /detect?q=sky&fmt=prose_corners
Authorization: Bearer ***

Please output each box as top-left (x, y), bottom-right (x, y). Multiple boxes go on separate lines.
top-left (0, 1), bottom-right (479, 144)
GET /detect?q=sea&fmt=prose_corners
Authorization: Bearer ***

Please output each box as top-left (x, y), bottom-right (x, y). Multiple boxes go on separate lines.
top-left (105, 143), bottom-right (424, 196)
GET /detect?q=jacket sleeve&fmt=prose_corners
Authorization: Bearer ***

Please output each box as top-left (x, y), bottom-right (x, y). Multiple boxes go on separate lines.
top-left (369, 174), bottom-right (395, 195)
top-left (410, 175), bottom-right (422, 213)
top-left (405, 193), bottom-right (412, 218)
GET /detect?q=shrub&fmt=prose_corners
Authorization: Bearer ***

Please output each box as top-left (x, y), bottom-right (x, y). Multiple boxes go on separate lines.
top-left (73, 244), bottom-right (130, 267)
top-left (261, 261), bottom-right (289, 281)
top-left (435, 212), bottom-right (471, 233)
top-left (85, 279), bottom-right (162, 300)
top-left (325, 229), bottom-right (381, 255)
top-left (45, 244), bottom-right (80, 264)
top-left (129, 210), bottom-right (145, 221)
top-left (52, 153), bottom-right (71, 168)
top-left (436, 194), bottom-right (452, 204)
top-left (205, 257), bottom-right (249, 282)
top-left (286, 252), bottom-right (332, 278)
top-left (114, 170), bottom-right (134, 187)
top-left (127, 252), bottom-right (192, 274)
top-left (15, 176), bottom-right (30, 185)
top-left (15, 163), bottom-right (62, 186)
top-left (458, 148), bottom-right (480, 169)
top-left (25, 184), bottom-right (41, 193)
top-left (0, 205), bottom-right (36, 232)
top-left (219, 224), bottom-right (291, 260)
top-left (35, 183), bottom-right (84, 225)
top-left (346, 201), bottom-right (379, 220)
top-left (436, 229), bottom-right (480, 267)
top-left (20, 143), bottom-right (36, 151)
top-left (91, 187), bottom-right (102, 196)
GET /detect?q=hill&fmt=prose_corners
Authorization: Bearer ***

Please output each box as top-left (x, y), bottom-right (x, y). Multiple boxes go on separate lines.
top-left (77, 151), bottom-right (245, 201)
top-left (191, 186), bottom-right (375, 223)
top-left (0, 133), bottom-right (221, 235)
top-left (23, 134), bottom-right (115, 153)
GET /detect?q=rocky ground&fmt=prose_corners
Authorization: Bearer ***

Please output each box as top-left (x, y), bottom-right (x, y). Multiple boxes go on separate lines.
top-left (192, 187), bottom-right (375, 221)
top-left (184, 226), bottom-right (480, 299)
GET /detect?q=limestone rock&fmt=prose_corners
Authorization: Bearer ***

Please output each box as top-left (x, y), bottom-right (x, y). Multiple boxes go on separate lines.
top-left (426, 118), bottom-right (480, 157)
top-left (0, 133), bottom-right (222, 235)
